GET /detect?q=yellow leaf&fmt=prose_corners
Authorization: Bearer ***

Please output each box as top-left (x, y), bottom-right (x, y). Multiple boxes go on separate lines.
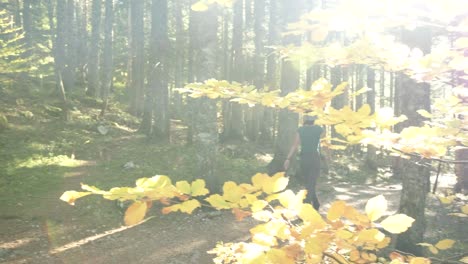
top-left (438, 195), bottom-right (455, 204)
top-left (460, 256), bottom-right (468, 263)
top-left (251, 200), bottom-right (268, 212)
top-left (380, 214), bottom-right (415, 234)
top-left (455, 37), bottom-right (468, 49)
top-left (176, 181), bottom-right (191, 195)
top-left (377, 237), bottom-right (391, 249)
top-left (365, 195), bottom-right (388, 222)
top-left (461, 205), bottom-right (468, 214)
top-left (191, 179), bottom-right (209, 196)
top-left (205, 194), bottom-right (231, 209)
top-left (336, 229), bottom-right (353, 239)
top-left (409, 257), bottom-right (431, 264)
top-left (266, 248), bottom-right (295, 264)
top-left (418, 243), bottom-right (439, 254)
top-left (417, 109), bottom-right (432, 118)
top-left (179, 199), bottom-right (201, 214)
top-left (81, 184), bottom-right (106, 194)
top-left (435, 239), bottom-right (455, 250)
top-left (278, 189), bottom-right (306, 211)
top-left (60, 191), bottom-right (91, 205)
top-left (252, 172), bottom-right (288, 194)
top-left (136, 175), bottom-right (172, 189)
top-left (310, 26), bottom-right (329, 42)
top-left (357, 228), bottom-right (385, 243)
top-left (124, 201), bottom-right (147, 226)
top-left (327, 200), bottom-right (346, 221)
top-left (223, 181), bottom-right (244, 203)
top-left (191, 1), bottom-right (208, 12)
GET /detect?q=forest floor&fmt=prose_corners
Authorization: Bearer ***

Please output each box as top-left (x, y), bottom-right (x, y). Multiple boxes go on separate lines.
top-left (0, 87), bottom-right (466, 264)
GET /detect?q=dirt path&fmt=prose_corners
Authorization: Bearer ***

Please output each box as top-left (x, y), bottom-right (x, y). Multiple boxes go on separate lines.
top-left (0, 174), bottom-right (464, 264)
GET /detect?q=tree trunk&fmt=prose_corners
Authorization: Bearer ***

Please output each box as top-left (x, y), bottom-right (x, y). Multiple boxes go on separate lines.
top-left (259, 0), bottom-right (277, 143)
top-left (100, 0), bottom-right (113, 117)
top-left (63, 0), bottom-right (77, 91)
top-left (151, 0), bottom-right (170, 141)
top-left (129, 0), bottom-right (145, 116)
top-left (22, 0), bottom-right (33, 57)
top-left (172, 0), bottom-right (185, 119)
top-left (223, 0), bottom-right (245, 142)
top-left (192, 5), bottom-right (219, 192)
top-left (75, 0), bottom-right (88, 88)
top-left (51, 0), bottom-right (69, 121)
top-left (366, 67), bottom-right (377, 170)
top-left (87, 0), bottom-right (101, 97)
top-left (267, 0), bottom-right (303, 175)
top-left (395, 27), bottom-right (432, 256)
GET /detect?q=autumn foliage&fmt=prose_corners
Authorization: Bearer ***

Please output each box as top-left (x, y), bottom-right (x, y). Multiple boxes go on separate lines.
top-left (60, 172), bottom-right (460, 263)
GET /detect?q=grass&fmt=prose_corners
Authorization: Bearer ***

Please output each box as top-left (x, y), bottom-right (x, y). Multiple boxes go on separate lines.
top-left (0, 85), bottom-right (267, 225)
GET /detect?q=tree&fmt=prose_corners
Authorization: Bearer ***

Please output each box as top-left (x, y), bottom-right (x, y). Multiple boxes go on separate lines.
top-left (87, 0), bottom-right (102, 97)
top-left (191, 4), bottom-right (219, 191)
top-left (128, 0), bottom-right (145, 116)
top-left (267, 0), bottom-right (303, 174)
top-left (100, 0), bottom-right (114, 116)
top-left (151, 0), bottom-right (170, 141)
top-left (222, 0), bottom-right (245, 142)
top-left (395, 27), bottom-right (432, 256)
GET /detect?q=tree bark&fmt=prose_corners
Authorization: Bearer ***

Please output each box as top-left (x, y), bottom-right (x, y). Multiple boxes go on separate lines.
top-left (395, 27), bottom-right (432, 256)
top-left (87, 0), bottom-right (102, 97)
top-left (129, 0), bottom-right (145, 116)
top-left (100, 0), bottom-right (113, 116)
top-left (192, 5), bottom-right (219, 192)
top-left (267, 0), bottom-right (303, 174)
top-left (259, 0), bottom-right (278, 143)
top-left (51, 0), bottom-right (69, 121)
top-left (223, 0), bottom-right (245, 142)
top-left (151, 0), bottom-right (170, 141)
top-left (365, 67), bottom-right (377, 170)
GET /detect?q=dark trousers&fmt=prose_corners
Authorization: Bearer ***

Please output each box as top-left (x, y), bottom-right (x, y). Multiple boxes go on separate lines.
top-left (300, 151), bottom-right (321, 210)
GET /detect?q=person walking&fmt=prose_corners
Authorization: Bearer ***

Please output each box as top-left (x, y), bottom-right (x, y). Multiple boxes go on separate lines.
top-left (284, 115), bottom-right (323, 210)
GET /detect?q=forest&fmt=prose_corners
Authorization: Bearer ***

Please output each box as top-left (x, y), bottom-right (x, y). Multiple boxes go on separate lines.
top-left (0, 0), bottom-right (467, 263)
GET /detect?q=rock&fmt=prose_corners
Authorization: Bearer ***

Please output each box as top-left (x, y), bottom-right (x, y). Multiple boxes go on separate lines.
top-left (123, 161), bottom-right (136, 169)
top-left (97, 125), bottom-right (109, 135)
top-left (0, 114), bottom-right (8, 131)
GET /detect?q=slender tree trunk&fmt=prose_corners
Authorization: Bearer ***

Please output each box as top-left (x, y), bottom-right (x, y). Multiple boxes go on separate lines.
top-left (51, 0), bottom-right (69, 121)
top-left (87, 0), bottom-right (101, 97)
top-left (395, 27), bottom-right (432, 256)
top-left (22, 0), bottom-right (33, 57)
top-left (151, 0), bottom-right (170, 141)
top-left (223, 0), bottom-right (245, 141)
top-left (366, 67), bottom-right (377, 170)
top-left (63, 0), bottom-right (76, 91)
top-left (100, 0), bottom-right (113, 117)
top-left (259, 0), bottom-right (277, 143)
top-left (173, 0), bottom-right (185, 119)
top-left (267, 0), bottom-right (303, 174)
top-left (129, 0), bottom-right (145, 116)
top-left (192, 5), bottom-right (219, 192)
top-left (75, 0), bottom-right (88, 88)
top-left (379, 67), bottom-right (385, 108)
